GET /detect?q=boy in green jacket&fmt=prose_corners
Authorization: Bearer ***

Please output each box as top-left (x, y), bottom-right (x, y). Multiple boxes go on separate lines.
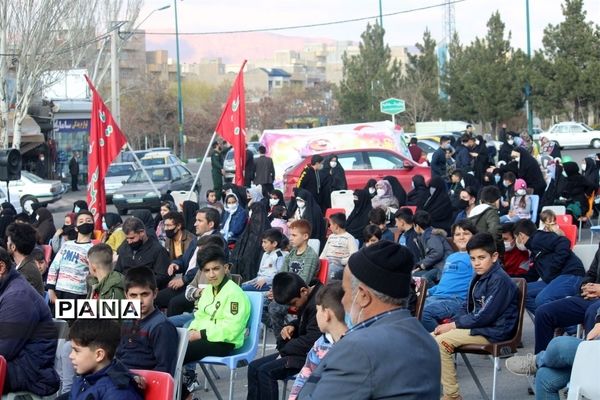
top-left (87, 243), bottom-right (125, 300)
top-left (182, 244), bottom-right (250, 397)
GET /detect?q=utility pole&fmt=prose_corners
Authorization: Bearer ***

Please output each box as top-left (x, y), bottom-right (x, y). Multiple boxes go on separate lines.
top-left (378, 0), bottom-right (383, 27)
top-left (174, 0), bottom-right (185, 160)
top-left (110, 22), bottom-right (121, 125)
top-left (525, 0), bottom-right (533, 137)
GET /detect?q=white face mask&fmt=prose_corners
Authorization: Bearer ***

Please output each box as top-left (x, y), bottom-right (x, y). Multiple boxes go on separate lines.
top-left (102, 221), bottom-right (108, 231)
top-left (368, 187), bottom-right (376, 194)
top-left (227, 204), bottom-right (238, 213)
top-left (376, 188), bottom-right (385, 197)
top-left (507, 140), bottom-right (514, 145)
top-left (296, 200), bottom-right (306, 209)
top-left (330, 161), bottom-right (337, 168)
top-left (504, 241), bottom-right (514, 252)
top-left (581, 164), bottom-right (587, 172)
top-left (516, 189), bottom-right (526, 196)
top-left (503, 180), bottom-right (511, 187)
top-left (475, 140), bottom-right (480, 146)
top-left (269, 198), bottom-right (279, 207)
top-left (516, 239), bottom-right (527, 252)
top-left (429, 187), bottom-right (436, 195)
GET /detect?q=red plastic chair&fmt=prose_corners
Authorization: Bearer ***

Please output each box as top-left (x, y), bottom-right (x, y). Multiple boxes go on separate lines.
top-left (401, 206), bottom-right (417, 214)
top-left (131, 369), bottom-right (174, 400)
top-left (556, 214), bottom-right (573, 225)
top-left (0, 355), bottom-right (6, 396)
top-left (317, 259), bottom-right (329, 284)
top-left (325, 208), bottom-right (345, 220)
top-left (557, 223), bottom-right (577, 249)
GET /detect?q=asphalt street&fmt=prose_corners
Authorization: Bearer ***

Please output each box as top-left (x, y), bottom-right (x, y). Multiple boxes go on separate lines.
top-left (44, 149), bottom-right (591, 400)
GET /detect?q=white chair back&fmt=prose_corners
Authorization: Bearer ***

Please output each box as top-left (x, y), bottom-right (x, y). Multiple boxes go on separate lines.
top-left (307, 239), bottom-right (320, 255)
top-left (530, 195), bottom-right (540, 223)
top-left (174, 327), bottom-right (190, 400)
top-left (573, 244), bottom-right (598, 272)
top-left (541, 205), bottom-right (566, 215)
top-left (330, 190), bottom-right (355, 216)
top-left (567, 340), bottom-right (600, 400)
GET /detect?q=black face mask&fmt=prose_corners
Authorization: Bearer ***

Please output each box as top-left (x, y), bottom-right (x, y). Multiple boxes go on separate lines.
top-left (63, 225), bottom-right (77, 240)
top-left (458, 199), bottom-right (470, 210)
top-left (129, 240), bottom-right (143, 251)
top-left (165, 228), bottom-right (178, 239)
top-left (77, 223), bottom-right (94, 235)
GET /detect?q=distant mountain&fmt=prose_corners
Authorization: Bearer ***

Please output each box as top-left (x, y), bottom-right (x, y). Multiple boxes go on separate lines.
top-left (146, 32), bottom-right (342, 63)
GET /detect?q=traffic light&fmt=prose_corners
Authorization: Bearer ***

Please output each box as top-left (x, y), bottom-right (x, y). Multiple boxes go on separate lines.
top-left (0, 149), bottom-right (21, 181)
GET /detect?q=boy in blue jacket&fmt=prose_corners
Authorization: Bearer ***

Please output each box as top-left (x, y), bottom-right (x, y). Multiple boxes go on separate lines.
top-left (433, 232), bottom-right (518, 400)
top-left (68, 319), bottom-right (142, 400)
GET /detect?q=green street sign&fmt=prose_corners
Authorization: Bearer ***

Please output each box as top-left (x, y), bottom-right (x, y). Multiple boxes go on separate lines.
top-left (380, 98), bottom-right (405, 115)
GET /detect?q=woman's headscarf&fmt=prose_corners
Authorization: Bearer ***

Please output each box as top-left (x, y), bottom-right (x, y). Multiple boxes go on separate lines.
top-left (72, 200), bottom-right (88, 213)
top-left (104, 212), bottom-right (123, 236)
top-left (407, 175), bottom-right (429, 209)
top-left (288, 188), bottom-right (326, 244)
top-left (33, 207), bottom-right (56, 244)
top-left (364, 179), bottom-right (377, 199)
top-left (423, 176), bottom-right (453, 231)
top-left (346, 189), bottom-right (373, 240)
top-left (0, 202), bottom-right (16, 241)
top-left (181, 200), bottom-right (199, 232)
top-left (130, 209), bottom-right (157, 239)
top-left (583, 157), bottom-right (599, 189)
top-left (223, 183), bottom-right (248, 209)
top-left (323, 154), bottom-right (347, 191)
top-left (371, 180), bottom-right (399, 210)
top-left (383, 175), bottom-right (407, 207)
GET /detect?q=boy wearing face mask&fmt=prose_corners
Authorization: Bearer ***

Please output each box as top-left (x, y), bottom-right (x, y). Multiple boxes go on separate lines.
top-left (47, 210), bottom-right (96, 304)
top-left (500, 223), bottom-right (532, 280)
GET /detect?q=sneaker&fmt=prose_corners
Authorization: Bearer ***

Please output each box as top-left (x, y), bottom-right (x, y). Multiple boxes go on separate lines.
top-left (505, 354), bottom-right (537, 376)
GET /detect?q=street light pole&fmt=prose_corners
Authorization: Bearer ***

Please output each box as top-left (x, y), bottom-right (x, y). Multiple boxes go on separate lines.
top-left (525, 0), bottom-right (533, 138)
top-left (174, 0), bottom-right (185, 160)
top-left (378, 0), bottom-right (383, 27)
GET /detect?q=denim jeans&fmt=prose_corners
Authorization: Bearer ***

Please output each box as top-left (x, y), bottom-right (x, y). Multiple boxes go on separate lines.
top-left (242, 282), bottom-right (272, 292)
top-left (247, 353), bottom-right (300, 400)
top-left (535, 336), bottom-right (582, 400)
top-left (526, 274), bottom-right (583, 313)
top-left (168, 312), bottom-right (194, 328)
top-left (534, 297), bottom-right (600, 353)
top-left (421, 296), bottom-right (464, 332)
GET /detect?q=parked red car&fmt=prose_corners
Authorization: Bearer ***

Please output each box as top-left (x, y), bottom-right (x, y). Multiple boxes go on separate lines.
top-left (283, 148), bottom-right (431, 199)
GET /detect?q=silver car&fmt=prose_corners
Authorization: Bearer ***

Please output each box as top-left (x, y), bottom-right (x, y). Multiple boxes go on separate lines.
top-left (223, 142), bottom-right (260, 181)
top-left (105, 162), bottom-right (137, 203)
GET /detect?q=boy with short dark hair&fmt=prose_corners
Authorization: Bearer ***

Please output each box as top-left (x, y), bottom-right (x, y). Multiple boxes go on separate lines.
top-left (433, 233), bottom-right (518, 400)
top-left (116, 266), bottom-right (178, 376)
top-left (68, 319), bottom-right (142, 400)
top-left (413, 210), bottom-right (453, 285)
top-left (500, 223), bottom-right (531, 279)
top-left (288, 281), bottom-right (348, 400)
top-left (394, 208), bottom-right (420, 262)
top-left (242, 228), bottom-right (288, 292)
top-left (320, 213), bottom-right (358, 280)
top-left (368, 208), bottom-right (394, 242)
top-left (87, 243), bottom-right (125, 300)
top-left (363, 224), bottom-right (381, 247)
top-left (248, 272), bottom-right (322, 400)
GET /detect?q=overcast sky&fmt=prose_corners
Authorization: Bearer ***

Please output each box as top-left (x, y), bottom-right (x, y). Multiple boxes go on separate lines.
top-left (140, 0), bottom-right (599, 51)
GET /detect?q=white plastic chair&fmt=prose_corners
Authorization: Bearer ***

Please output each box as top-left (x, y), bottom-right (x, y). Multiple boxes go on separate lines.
top-left (567, 340), bottom-right (600, 400)
top-left (330, 190), bottom-right (355, 216)
top-left (572, 244), bottom-right (598, 272)
top-left (307, 239), bottom-right (320, 255)
top-left (530, 195), bottom-right (540, 224)
top-left (174, 327), bottom-right (190, 400)
top-left (541, 205), bottom-right (566, 215)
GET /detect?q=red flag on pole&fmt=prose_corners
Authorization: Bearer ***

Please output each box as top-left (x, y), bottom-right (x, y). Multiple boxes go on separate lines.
top-left (214, 60), bottom-right (247, 186)
top-left (84, 75), bottom-right (127, 230)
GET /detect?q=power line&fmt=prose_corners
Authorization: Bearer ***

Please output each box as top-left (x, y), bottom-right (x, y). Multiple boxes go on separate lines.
top-left (135, 0), bottom-right (466, 36)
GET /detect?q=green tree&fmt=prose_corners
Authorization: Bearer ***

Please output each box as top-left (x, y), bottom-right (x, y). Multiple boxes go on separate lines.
top-left (336, 23), bottom-right (402, 122)
top-left (537, 0), bottom-right (600, 121)
top-left (400, 29), bottom-right (440, 125)
top-left (443, 13), bottom-right (524, 132)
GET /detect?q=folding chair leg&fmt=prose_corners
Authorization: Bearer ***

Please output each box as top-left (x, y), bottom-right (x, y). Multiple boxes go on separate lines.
top-left (280, 379), bottom-right (288, 400)
top-left (262, 323), bottom-right (267, 357)
top-left (459, 353), bottom-right (490, 400)
top-left (228, 369), bottom-right (235, 400)
top-left (492, 357), bottom-right (498, 400)
top-left (199, 364), bottom-right (224, 400)
top-left (210, 365), bottom-right (221, 380)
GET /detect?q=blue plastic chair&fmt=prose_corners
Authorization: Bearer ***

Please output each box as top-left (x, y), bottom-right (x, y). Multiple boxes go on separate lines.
top-left (200, 291), bottom-right (264, 400)
top-left (530, 195), bottom-right (540, 223)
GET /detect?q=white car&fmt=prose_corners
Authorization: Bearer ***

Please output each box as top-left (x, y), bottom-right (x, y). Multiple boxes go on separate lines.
top-left (543, 122), bottom-right (600, 149)
top-left (105, 162), bottom-right (137, 202)
top-left (8, 171), bottom-right (63, 214)
top-left (0, 186), bottom-right (21, 213)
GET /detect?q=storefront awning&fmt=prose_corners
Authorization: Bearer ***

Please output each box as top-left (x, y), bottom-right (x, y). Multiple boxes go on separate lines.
top-left (3, 112), bottom-right (44, 153)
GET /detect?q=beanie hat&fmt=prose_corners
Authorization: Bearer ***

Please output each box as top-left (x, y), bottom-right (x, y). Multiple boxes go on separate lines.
top-left (514, 178), bottom-right (527, 191)
top-left (348, 241), bottom-right (414, 298)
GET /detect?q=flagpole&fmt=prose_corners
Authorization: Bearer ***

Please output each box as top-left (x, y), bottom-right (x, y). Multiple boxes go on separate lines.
top-left (186, 131), bottom-right (216, 200)
top-left (125, 142), bottom-right (161, 197)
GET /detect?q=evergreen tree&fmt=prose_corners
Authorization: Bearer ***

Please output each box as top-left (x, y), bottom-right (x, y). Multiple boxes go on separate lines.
top-left (337, 23), bottom-right (402, 122)
top-left (400, 29), bottom-right (440, 125)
